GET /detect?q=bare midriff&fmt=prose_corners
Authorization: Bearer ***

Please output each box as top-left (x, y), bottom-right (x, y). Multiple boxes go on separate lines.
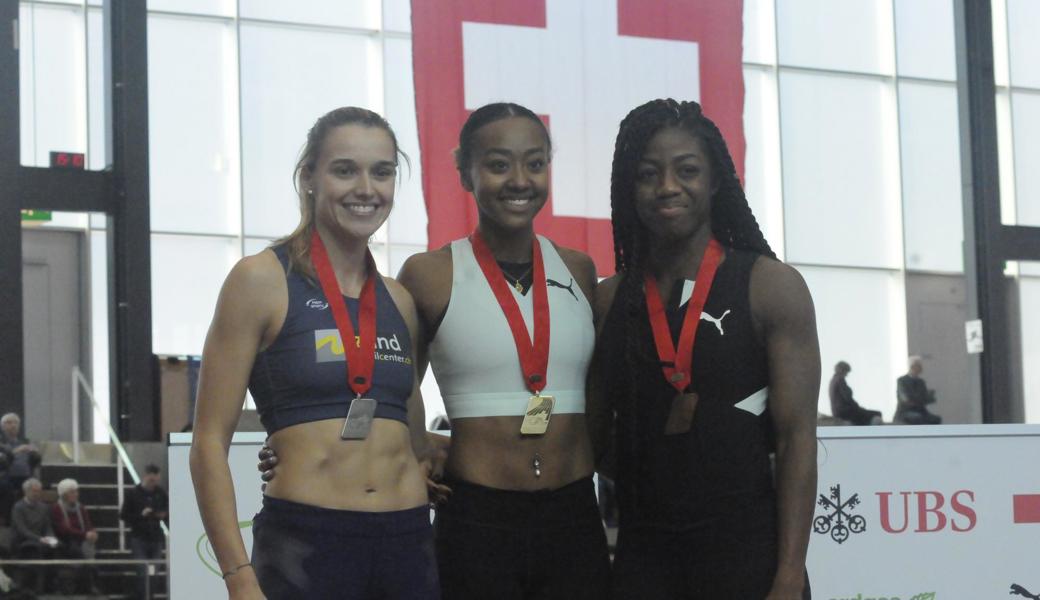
top-left (445, 413), bottom-right (594, 491)
top-left (264, 417), bottom-right (427, 511)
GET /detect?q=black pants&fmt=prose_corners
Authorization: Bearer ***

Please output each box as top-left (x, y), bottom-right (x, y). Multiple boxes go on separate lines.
top-left (129, 536), bottom-right (163, 599)
top-left (836, 405), bottom-right (883, 426)
top-left (611, 526), bottom-right (811, 600)
top-left (434, 477), bottom-right (610, 600)
top-left (252, 496), bottom-right (439, 600)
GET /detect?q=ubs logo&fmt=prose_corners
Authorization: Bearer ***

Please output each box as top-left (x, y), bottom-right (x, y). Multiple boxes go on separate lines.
top-left (814, 484), bottom-right (866, 544)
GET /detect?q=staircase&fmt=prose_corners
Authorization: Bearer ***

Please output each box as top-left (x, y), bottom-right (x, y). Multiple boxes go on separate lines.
top-left (39, 461), bottom-right (168, 599)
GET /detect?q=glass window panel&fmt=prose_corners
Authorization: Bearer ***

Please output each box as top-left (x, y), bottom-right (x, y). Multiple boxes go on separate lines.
top-left (87, 8), bottom-right (107, 170)
top-left (894, 0), bottom-right (956, 81)
top-left (240, 0), bottom-right (378, 30)
top-left (21, 3), bottom-right (87, 167)
top-left (992, 0), bottom-right (1011, 87)
top-left (743, 67), bottom-right (784, 259)
top-left (383, 38), bottom-right (427, 247)
top-left (1022, 276), bottom-right (1040, 423)
top-left (148, 15), bottom-right (239, 235)
top-left (383, 0), bottom-right (411, 33)
top-left (899, 81), bottom-right (963, 272)
top-left (240, 23), bottom-right (378, 238)
top-left (89, 230), bottom-right (110, 443)
top-left (997, 89), bottom-right (1018, 225)
top-left (1012, 91), bottom-right (1040, 227)
top-left (776, 0), bottom-right (894, 75)
top-left (19, 3), bottom-right (35, 165)
top-left (244, 237), bottom-right (275, 257)
top-left (797, 265), bottom-right (908, 421)
top-left (743, 0), bottom-right (775, 65)
top-left (779, 71), bottom-right (902, 269)
top-left (151, 234), bottom-right (240, 356)
top-left (388, 243), bottom-right (426, 278)
top-left (147, 0), bottom-right (235, 17)
top-left (1007, 0), bottom-right (1040, 88)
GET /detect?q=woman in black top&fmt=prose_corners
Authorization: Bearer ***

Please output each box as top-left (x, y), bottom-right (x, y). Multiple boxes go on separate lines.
top-left (589, 99), bottom-right (820, 599)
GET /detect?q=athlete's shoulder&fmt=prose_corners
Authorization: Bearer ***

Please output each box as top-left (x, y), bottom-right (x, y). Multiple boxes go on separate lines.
top-left (749, 256), bottom-right (814, 330)
top-left (396, 245), bottom-right (453, 325)
top-left (547, 240), bottom-right (598, 294)
top-left (225, 249), bottom-right (284, 298)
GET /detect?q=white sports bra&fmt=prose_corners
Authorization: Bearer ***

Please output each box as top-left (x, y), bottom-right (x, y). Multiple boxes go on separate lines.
top-left (428, 235), bottom-right (595, 419)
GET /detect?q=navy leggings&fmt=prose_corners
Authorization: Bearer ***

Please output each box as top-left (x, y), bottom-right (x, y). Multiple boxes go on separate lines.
top-left (434, 477), bottom-right (611, 599)
top-left (252, 496), bottom-right (439, 599)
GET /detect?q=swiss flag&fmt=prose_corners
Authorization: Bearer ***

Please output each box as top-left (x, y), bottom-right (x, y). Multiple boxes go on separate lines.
top-left (411, 0), bottom-right (744, 275)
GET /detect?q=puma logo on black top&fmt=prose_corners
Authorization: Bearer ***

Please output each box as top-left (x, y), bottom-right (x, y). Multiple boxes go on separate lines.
top-left (547, 277), bottom-right (578, 302)
top-left (701, 309), bottom-right (731, 336)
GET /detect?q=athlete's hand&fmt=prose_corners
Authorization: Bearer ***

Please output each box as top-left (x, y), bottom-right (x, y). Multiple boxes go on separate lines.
top-left (423, 433), bottom-right (451, 504)
top-left (257, 444), bottom-right (278, 493)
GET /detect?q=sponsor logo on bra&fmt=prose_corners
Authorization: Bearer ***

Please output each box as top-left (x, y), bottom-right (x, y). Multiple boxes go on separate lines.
top-left (306, 298), bottom-right (328, 310)
top-left (546, 277), bottom-right (578, 302)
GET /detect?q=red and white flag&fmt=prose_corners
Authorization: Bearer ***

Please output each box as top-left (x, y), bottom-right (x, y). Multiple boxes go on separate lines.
top-left (411, 0), bottom-right (745, 275)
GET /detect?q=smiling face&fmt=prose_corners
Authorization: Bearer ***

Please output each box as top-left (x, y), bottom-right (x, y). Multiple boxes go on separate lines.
top-left (463, 116), bottom-right (550, 232)
top-left (306, 124), bottom-right (397, 242)
top-left (633, 126), bottom-right (716, 243)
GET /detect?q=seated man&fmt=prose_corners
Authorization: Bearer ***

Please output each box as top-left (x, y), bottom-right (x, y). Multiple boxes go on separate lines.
top-left (894, 356), bottom-right (942, 425)
top-left (10, 477), bottom-right (59, 592)
top-left (50, 478), bottom-right (99, 593)
top-left (828, 361), bottom-right (882, 425)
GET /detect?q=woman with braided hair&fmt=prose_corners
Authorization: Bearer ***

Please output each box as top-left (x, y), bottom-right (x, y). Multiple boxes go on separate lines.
top-left (588, 99), bottom-right (820, 599)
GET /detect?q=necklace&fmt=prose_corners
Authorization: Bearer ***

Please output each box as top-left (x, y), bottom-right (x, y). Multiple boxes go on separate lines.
top-left (498, 261), bottom-right (533, 293)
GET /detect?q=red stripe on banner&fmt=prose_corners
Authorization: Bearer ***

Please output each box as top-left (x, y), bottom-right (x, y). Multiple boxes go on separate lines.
top-left (1013, 494), bottom-right (1040, 524)
top-left (616, 0), bottom-right (745, 184)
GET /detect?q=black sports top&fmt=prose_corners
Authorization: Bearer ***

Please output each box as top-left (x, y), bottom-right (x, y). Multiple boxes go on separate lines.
top-left (600, 248), bottom-right (776, 538)
top-left (248, 245), bottom-right (414, 435)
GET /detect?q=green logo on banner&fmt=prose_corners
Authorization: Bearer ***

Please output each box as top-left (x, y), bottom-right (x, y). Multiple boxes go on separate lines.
top-left (196, 520), bottom-right (253, 577)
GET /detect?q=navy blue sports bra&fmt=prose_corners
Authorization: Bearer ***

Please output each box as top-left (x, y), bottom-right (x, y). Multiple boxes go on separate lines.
top-left (248, 245), bottom-right (414, 435)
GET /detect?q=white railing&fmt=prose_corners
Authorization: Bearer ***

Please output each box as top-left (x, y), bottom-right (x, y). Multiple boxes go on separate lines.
top-left (70, 366), bottom-right (169, 540)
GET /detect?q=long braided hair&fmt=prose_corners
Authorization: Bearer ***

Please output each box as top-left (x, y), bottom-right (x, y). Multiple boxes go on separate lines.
top-left (604, 99), bottom-right (774, 507)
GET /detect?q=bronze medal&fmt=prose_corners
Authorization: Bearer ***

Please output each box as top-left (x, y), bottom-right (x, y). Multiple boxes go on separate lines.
top-left (664, 392), bottom-right (699, 435)
top-left (520, 394), bottom-right (554, 435)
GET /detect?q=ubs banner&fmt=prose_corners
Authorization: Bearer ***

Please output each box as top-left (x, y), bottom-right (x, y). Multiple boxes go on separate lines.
top-left (810, 425), bottom-right (1040, 600)
top-left (411, 0), bottom-right (744, 275)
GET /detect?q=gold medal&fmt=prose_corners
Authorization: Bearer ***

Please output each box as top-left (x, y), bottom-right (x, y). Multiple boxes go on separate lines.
top-left (664, 392), bottom-right (699, 435)
top-left (520, 394), bottom-right (554, 435)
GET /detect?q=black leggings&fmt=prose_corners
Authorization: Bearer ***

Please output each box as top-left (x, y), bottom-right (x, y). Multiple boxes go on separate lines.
top-left (434, 477), bottom-right (610, 600)
top-left (252, 496), bottom-right (439, 599)
top-left (611, 526), bottom-right (811, 599)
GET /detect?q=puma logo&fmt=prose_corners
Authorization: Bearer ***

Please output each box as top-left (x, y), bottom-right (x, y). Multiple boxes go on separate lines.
top-left (1011, 584), bottom-right (1040, 600)
top-left (546, 277), bottom-right (578, 301)
top-left (700, 309), bottom-right (731, 335)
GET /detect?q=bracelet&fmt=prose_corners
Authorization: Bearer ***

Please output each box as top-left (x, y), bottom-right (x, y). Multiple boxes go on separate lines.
top-left (221, 562), bottom-right (253, 580)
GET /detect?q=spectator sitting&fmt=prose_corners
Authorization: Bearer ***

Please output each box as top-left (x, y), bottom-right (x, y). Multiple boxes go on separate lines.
top-left (121, 464), bottom-right (168, 599)
top-left (828, 361), bottom-right (883, 425)
top-left (894, 356), bottom-right (942, 425)
top-left (50, 478), bottom-right (99, 593)
top-left (10, 477), bottom-right (59, 593)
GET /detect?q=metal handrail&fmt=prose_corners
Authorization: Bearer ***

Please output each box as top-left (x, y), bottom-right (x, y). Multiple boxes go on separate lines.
top-left (70, 366), bottom-right (170, 541)
top-left (0, 557), bottom-right (166, 599)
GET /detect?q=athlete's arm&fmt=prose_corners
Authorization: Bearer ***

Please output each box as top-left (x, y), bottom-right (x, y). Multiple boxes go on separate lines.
top-left (395, 250), bottom-right (453, 496)
top-left (382, 277), bottom-right (431, 462)
top-left (750, 258), bottom-right (820, 600)
top-left (587, 274), bottom-right (622, 477)
top-left (190, 251), bottom-right (283, 600)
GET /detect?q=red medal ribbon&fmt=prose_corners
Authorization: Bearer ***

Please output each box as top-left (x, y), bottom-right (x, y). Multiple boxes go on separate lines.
top-left (310, 229), bottom-right (378, 397)
top-left (644, 239), bottom-right (724, 393)
top-left (469, 230), bottom-right (551, 395)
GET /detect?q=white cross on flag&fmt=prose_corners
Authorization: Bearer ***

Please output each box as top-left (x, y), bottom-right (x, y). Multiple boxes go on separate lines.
top-left (412, 0), bottom-right (744, 275)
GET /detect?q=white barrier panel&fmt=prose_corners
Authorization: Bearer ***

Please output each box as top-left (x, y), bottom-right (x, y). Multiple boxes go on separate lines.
top-left (168, 432), bottom-right (267, 598)
top-left (171, 427), bottom-right (1040, 599)
top-left (809, 425), bottom-right (1040, 600)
